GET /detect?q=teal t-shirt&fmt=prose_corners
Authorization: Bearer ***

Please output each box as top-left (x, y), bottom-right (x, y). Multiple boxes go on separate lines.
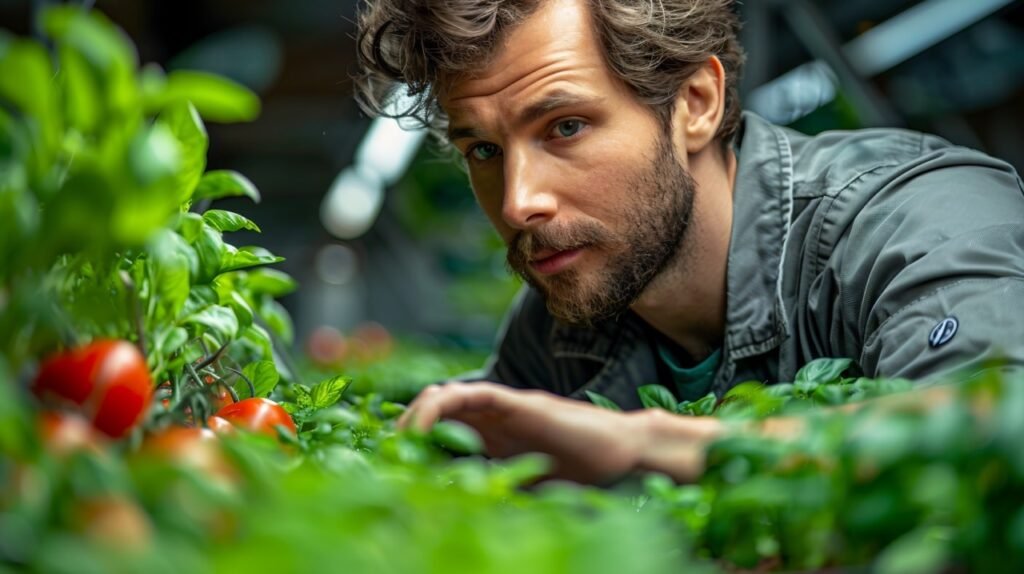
top-left (657, 345), bottom-right (722, 401)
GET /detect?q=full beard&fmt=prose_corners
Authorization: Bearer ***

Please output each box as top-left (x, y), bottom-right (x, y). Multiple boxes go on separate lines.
top-left (506, 134), bottom-right (697, 327)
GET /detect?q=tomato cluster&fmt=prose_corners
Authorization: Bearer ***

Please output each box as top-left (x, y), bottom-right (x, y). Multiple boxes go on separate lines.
top-left (215, 398), bottom-right (296, 437)
top-left (32, 339), bottom-right (296, 446)
top-left (33, 340), bottom-right (154, 439)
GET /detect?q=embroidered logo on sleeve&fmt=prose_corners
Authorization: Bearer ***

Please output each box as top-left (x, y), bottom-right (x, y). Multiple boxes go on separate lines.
top-left (928, 317), bottom-right (958, 348)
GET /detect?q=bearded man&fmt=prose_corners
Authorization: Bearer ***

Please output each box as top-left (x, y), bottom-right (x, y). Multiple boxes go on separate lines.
top-left (354, 0), bottom-right (1024, 483)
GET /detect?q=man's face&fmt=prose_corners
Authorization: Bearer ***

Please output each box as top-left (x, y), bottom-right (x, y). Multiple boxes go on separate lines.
top-left (440, 0), bottom-right (697, 325)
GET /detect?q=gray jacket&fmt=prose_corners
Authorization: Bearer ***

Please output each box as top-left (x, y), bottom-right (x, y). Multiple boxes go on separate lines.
top-left (479, 112), bottom-right (1024, 410)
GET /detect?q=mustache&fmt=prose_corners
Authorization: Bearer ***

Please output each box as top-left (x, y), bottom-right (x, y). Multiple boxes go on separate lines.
top-left (506, 221), bottom-right (615, 269)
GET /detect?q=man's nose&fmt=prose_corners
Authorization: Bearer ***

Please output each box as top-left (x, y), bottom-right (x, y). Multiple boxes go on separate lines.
top-left (501, 146), bottom-right (557, 230)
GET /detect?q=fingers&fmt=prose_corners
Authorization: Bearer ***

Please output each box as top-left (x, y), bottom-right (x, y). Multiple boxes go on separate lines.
top-left (397, 381), bottom-right (508, 432)
top-left (397, 383), bottom-right (446, 431)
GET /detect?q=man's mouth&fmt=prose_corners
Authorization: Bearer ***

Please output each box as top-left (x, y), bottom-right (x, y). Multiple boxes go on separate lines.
top-left (529, 247), bottom-right (585, 275)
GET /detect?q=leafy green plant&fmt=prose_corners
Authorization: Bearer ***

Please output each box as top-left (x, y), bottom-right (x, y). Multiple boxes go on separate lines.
top-left (0, 10), bottom-right (696, 574)
top-left (4, 8), bottom-right (1024, 574)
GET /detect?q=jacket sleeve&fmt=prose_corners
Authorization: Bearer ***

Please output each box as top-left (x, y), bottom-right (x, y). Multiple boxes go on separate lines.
top-left (852, 149), bottom-right (1024, 382)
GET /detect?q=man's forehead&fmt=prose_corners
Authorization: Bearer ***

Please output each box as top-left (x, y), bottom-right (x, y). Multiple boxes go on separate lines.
top-left (438, 0), bottom-right (599, 105)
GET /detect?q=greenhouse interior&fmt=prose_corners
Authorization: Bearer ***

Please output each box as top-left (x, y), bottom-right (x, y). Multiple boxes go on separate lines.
top-left (1, 0), bottom-right (1023, 572)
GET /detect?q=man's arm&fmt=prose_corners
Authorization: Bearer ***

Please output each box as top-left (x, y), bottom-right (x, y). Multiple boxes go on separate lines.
top-left (841, 154), bottom-right (1024, 381)
top-left (398, 380), bottom-right (963, 485)
top-left (398, 381), bottom-right (722, 484)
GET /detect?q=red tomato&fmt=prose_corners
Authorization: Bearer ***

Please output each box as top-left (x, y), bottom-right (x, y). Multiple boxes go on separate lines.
top-left (33, 340), bottom-right (154, 438)
top-left (206, 415), bottom-right (235, 435)
top-left (306, 325), bottom-right (348, 367)
top-left (352, 321), bottom-right (394, 362)
top-left (38, 411), bottom-right (105, 456)
top-left (74, 495), bottom-right (153, 550)
top-left (138, 426), bottom-right (238, 539)
top-left (212, 392), bottom-right (233, 412)
top-left (141, 426), bottom-right (236, 485)
top-left (209, 385), bottom-right (234, 412)
top-left (215, 398), bottom-right (296, 438)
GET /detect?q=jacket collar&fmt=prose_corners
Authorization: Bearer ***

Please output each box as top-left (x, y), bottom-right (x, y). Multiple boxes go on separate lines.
top-left (722, 112), bottom-right (794, 360)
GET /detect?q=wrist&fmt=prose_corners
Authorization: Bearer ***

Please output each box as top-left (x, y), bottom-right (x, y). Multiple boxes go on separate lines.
top-left (629, 409), bottom-right (726, 483)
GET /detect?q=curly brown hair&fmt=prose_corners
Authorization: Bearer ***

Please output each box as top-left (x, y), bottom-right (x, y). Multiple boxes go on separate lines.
top-left (354, 0), bottom-right (744, 146)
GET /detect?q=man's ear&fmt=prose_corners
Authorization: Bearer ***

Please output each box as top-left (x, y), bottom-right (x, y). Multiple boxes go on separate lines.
top-left (672, 56), bottom-right (727, 155)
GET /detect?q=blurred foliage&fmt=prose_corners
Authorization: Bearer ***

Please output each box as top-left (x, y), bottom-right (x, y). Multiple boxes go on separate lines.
top-left (789, 91), bottom-right (863, 135)
top-left (4, 7), bottom-right (1024, 574)
top-left (334, 342), bottom-right (486, 401)
top-left (393, 147), bottom-right (521, 323)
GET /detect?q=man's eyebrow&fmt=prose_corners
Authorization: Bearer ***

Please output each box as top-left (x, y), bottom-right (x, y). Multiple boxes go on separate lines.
top-left (447, 91), bottom-right (604, 142)
top-left (448, 125), bottom-right (485, 143)
top-left (517, 91), bottom-right (604, 128)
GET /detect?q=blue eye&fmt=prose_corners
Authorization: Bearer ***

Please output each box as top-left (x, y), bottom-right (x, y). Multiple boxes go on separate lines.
top-left (555, 120), bottom-right (583, 138)
top-left (470, 143), bottom-right (500, 161)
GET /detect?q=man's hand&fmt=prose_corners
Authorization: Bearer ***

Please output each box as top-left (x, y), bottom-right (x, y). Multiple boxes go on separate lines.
top-left (398, 382), bottom-right (725, 484)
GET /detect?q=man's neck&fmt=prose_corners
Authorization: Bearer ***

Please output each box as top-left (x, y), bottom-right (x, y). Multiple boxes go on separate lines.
top-left (631, 145), bottom-right (737, 362)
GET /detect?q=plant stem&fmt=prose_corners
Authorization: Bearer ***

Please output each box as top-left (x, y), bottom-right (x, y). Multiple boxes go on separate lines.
top-left (185, 361), bottom-right (205, 389)
top-left (209, 373), bottom-right (240, 403)
top-left (195, 340), bottom-right (230, 371)
top-left (226, 366), bottom-right (257, 399)
top-left (119, 270), bottom-right (147, 357)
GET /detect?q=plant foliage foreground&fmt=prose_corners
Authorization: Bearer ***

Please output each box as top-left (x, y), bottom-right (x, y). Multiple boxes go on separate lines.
top-left (2, 9), bottom-right (1023, 574)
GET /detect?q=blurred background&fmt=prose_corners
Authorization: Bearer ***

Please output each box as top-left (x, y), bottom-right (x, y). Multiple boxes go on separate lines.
top-left (1, 0), bottom-right (1022, 370)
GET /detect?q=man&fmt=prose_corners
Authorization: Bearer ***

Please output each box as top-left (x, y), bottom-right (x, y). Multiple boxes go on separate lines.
top-left (354, 0), bottom-right (1024, 483)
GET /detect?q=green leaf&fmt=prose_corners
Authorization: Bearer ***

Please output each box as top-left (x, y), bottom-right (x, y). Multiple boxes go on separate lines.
top-left (678, 393), bottom-right (717, 416)
top-left (812, 384), bottom-right (847, 406)
top-left (153, 326), bottom-right (188, 358)
top-left (237, 325), bottom-right (273, 364)
top-left (42, 7), bottom-right (135, 75)
top-left (430, 420), bottom-right (484, 455)
top-left (129, 122), bottom-right (180, 186)
top-left (58, 46), bottom-right (100, 133)
top-left (379, 401), bottom-right (406, 418)
top-left (310, 376), bottom-right (352, 410)
top-left (43, 8), bottom-right (138, 129)
top-left (188, 284), bottom-right (220, 308)
top-left (192, 224), bottom-right (225, 283)
top-left (237, 360), bottom-right (280, 399)
top-left (225, 290), bottom-right (254, 329)
top-left (794, 357), bottom-right (855, 385)
top-left (220, 245), bottom-right (283, 274)
top-left (585, 390), bottom-right (622, 412)
top-left (493, 454), bottom-right (551, 488)
top-left (159, 69), bottom-right (260, 123)
top-left (244, 269), bottom-right (297, 297)
top-left (0, 178), bottom-right (39, 271)
top-left (157, 101), bottom-right (207, 203)
top-left (875, 527), bottom-right (950, 574)
top-left (794, 378), bottom-right (820, 396)
top-left (763, 383), bottom-right (795, 398)
top-left (638, 384), bottom-right (677, 412)
top-left (0, 39), bottom-right (61, 161)
top-left (259, 299), bottom-right (294, 345)
top-left (203, 209), bottom-right (260, 233)
top-left (292, 384), bottom-right (313, 411)
top-left (176, 212), bottom-right (204, 242)
top-left (0, 39), bottom-right (54, 120)
top-left (147, 229), bottom-right (194, 318)
top-left (183, 304), bottom-right (239, 341)
top-left (193, 170), bottom-right (260, 203)
top-left (876, 378), bottom-right (913, 396)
